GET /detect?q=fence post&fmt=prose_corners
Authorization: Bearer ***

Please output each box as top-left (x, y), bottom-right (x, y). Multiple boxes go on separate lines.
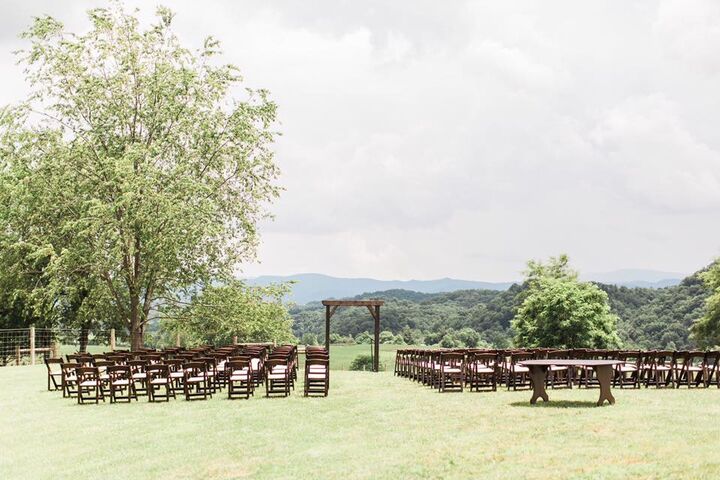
top-left (30, 326), bottom-right (36, 365)
top-left (232, 336), bottom-right (238, 345)
top-left (110, 329), bottom-right (116, 351)
top-left (176, 332), bottom-right (181, 347)
top-left (52, 341), bottom-right (59, 359)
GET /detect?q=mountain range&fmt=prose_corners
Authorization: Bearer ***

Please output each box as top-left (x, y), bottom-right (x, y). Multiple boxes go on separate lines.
top-left (246, 270), bottom-right (684, 305)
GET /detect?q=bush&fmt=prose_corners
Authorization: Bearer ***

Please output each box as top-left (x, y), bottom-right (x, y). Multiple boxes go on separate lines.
top-left (349, 354), bottom-right (386, 371)
top-left (439, 332), bottom-right (461, 348)
top-left (355, 331), bottom-right (372, 344)
top-left (301, 333), bottom-right (319, 346)
top-left (379, 330), bottom-right (396, 344)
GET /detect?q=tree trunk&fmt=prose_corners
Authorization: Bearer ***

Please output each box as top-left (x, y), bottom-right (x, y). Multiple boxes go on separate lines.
top-left (129, 298), bottom-right (144, 350)
top-left (131, 323), bottom-right (144, 350)
top-left (78, 325), bottom-right (90, 353)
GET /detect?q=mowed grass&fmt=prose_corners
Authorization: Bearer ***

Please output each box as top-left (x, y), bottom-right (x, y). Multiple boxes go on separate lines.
top-left (1, 365), bottom-right (719, 479)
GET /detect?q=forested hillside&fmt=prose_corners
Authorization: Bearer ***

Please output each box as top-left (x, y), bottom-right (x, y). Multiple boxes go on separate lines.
top-left (290, 274), bottom-right (710, 349)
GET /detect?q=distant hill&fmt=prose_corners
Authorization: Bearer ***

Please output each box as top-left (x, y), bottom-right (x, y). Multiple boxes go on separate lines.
top-left (246, 271), bottom-right (684, 305)
top-left (245, 273), bottom-right (514, 305)
top-left (583, 269), bottom-right (684, 288)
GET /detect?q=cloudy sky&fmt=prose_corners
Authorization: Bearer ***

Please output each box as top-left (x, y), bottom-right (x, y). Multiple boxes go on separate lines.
top-left (1, 0), bottom-right (719, 281)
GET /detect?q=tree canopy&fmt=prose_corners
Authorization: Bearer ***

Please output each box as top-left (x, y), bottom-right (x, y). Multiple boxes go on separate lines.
top-left (0, 3), bottom-right (281, 348)
top-left (512, 255), bottom-right (620, 349)
top-left (692, 260), bottom-right (720, 348)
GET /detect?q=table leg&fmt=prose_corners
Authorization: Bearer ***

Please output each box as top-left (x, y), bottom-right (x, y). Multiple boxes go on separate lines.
top-left (529, 365), bottom-right (549, 404)
top-left (596, 365), bottom-right (616, 406)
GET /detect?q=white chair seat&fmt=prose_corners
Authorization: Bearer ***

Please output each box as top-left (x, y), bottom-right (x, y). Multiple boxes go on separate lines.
top-left (267, 373), bottom-right (287, 380)
top-left (307, 373), bottom-right (327, 380)
top-left (112, 379), bottom-right (130, 386)
top-left (150, 378), bottom-right (169, 385)
top-left (230, 374), bottom-right (250, 381)
top-left (187, 376), bottom-right (205, 383)
top-left (511, 366), bottom-right (529, 373)
top-left (475, 367), bottom-right (494, 374)
top-left (443, 367), bottom-right (462, 373)
top-left (79, 380), bottom-right (98, 387)
top-left (170, 372), bottom-right (184, 378)
top-left (132, 373), bottom-right (146, 379)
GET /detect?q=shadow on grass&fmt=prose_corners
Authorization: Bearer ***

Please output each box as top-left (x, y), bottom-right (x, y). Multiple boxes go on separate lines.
top-left (509, 400), bottom-right (599, 409)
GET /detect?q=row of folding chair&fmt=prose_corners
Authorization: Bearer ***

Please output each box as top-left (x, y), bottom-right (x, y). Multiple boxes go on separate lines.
top-left (394, 348), bottom-right (720, 393)
top-left (43, 344), bottom-right (289, 404)
top-left (304, 346), bottom-right (330, 397)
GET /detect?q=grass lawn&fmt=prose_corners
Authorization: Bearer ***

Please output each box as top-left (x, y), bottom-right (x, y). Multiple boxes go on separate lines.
top-left (1, 365), bottom-right (719, 479)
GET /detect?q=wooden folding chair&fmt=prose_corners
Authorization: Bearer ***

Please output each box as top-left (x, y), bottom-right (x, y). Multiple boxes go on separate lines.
top-left (466, 352), bottom-right (497, 392)
top-left (107, 365), bottom-right (137, 403)
top-left (645, 350), bottom-right (673, 388)
top-left (546, 349), bottom-right (572, 389)
top-left (61, 362), bottom-right (80, 398)
top-left (438, 352), bottom-right (464, 392)
top-left (704, 351), bottom-right (720, 388)
top-left (76, 366), bottom-right (104, 404)
top-left (265, 358), bottom-right (291, 397)
top-left (227, 359), bottom-right (254, 399)
top-left (673, 351), bottom-right (708, 388)
top-left (304, 356), bottom-right (329, 397)
top-left (614, 351), bottom-right (640, 388)
top-left (183, 361), bottom-right (210, 401)
top-left (147, 364), bottom-right (175, 402)
top-left (128, 360), bottom-right (149, 396)
top-left (507, 352), bottom-right (533, 390)
top-left (44, 358), bottom-right (64, 391)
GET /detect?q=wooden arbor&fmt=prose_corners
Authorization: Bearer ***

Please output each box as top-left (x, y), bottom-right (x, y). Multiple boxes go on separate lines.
top-left (322, 299), bottom-right (385, 372)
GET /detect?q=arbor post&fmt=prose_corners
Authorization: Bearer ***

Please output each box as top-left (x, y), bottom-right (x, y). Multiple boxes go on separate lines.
top-left (232, 336), bottom-right (238, 345)
top-left (110, 329), bottom-right (116, 351)
top-left (373, 306), bottom-right (380, 372)
top-left (325, 305), bottom-right (331, 352)
top-left (176, 332), bottom-right (181, 348)
top-left (29, 327), bottom-right (36, 365)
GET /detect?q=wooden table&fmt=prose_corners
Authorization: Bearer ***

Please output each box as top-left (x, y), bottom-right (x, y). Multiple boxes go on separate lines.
top-left (521, 359), bottom-right (624, 406)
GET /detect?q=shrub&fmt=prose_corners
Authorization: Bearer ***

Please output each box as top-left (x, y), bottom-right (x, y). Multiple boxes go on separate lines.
top-left (355, 331), bottom-right (372, 344)
top-left (349, 354), bottom-right (385, 371)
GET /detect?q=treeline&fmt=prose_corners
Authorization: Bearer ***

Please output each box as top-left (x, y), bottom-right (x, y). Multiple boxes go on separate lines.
top-left (290, 274), bottom-right (710, 349)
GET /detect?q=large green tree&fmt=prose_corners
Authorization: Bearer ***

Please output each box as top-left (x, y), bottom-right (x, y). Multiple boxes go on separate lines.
top-left (691, 260), bottom-right (720, 348)
top-left (0, 3), bottom-right (280, 348)
top-left (512, 254), bottom-right (620, 348)
top-left (159, 281), bottom-right (295, 347)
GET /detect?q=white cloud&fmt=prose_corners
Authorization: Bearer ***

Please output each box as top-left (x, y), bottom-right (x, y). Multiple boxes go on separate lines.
top-left (2, 0), bottom-right (719, 280)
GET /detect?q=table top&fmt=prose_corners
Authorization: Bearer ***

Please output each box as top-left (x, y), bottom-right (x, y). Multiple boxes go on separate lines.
top-left (521, 359), bottom-right (624, 367)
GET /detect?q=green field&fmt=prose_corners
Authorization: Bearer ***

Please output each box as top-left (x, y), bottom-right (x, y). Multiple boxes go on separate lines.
top-left (1, 364), bottom-right (719, 479)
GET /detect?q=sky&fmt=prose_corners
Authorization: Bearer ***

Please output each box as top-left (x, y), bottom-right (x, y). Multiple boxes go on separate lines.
top-left (1, 0), bottom-right (719, 281)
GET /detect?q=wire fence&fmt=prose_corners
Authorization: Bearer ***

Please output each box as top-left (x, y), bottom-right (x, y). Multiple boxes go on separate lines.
top-left (0, 328), bottom-right (130, 366)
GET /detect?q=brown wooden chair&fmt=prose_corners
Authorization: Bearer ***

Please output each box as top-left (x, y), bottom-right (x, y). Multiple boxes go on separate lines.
top-left (265, 358), bottom-right (291, 397)
top-left (304, 357), bottom-right (329, 397)
top-left (704, 351), bottom-right (720, 388)
top-left (107, 365), bottom-right (137, 403)
top-left (546, 349), bottom-right (572, 389)
top-left (673, 351), bottom-right (707, 388)
top-left (506, 352), bottom-right (533, 390)
top-left (439, 352), bottom-right (464, 392)
top-left (644, 350), bottom-right (673, 388)
top-left (614, 351), bottom-right (641, 389)
top-left (44, 357), bottom-right (64, 391)
top-left (227, 359), bottom-right (254, 399)
top-left (128, 360), bottom-right (149, 396)
top-left (146, 364), bottom-right (175, 402)
top-left (466, 352), bottom-right (497, 392)
top-left (61, 362), bottom-right (80, 398)
top-left (183, 361), bottom-right (210, 401)
top-left (76, 366), bottom-right (104, 404)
